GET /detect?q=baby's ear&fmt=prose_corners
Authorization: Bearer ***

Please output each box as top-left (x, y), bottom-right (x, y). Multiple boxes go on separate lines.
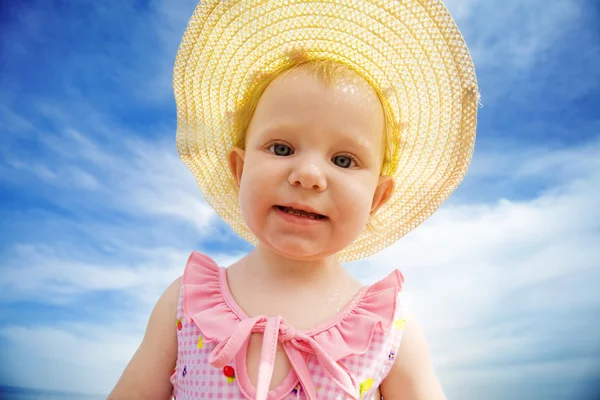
top-left (228, 148), bottom-right (246, 188)
top-left (370, 175), bottom-right (394, 215)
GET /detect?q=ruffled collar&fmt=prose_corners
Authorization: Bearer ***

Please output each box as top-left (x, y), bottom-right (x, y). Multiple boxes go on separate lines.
top-left (182, 251), bottom-right (403, 400)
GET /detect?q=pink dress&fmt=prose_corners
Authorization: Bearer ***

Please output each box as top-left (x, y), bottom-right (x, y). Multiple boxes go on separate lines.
top-left (171, 251), bottom-right (405, 400)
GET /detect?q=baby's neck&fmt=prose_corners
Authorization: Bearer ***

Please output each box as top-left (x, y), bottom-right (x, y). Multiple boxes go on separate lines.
top-left (225, 244), bottom-right (364, 326)
top-left (242, 244), bottom-right (345, 288)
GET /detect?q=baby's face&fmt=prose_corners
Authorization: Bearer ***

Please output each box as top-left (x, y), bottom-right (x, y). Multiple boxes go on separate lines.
top-left (230, 66), bottom-right (392, 260)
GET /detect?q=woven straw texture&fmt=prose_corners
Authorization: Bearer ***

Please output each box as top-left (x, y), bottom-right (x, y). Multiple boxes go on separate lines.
top-left (174, 0), bottom-right (479, 262)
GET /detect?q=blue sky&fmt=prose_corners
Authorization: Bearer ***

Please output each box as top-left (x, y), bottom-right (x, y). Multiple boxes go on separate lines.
top-left (1, 0), bottom-right (599, 399)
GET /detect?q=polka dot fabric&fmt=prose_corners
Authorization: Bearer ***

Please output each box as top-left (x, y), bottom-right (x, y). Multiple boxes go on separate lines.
top-left (170, 253), bottom-right (406, 400)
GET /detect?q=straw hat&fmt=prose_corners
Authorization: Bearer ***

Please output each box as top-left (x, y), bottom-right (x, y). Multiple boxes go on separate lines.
top-left (174, 0), bottom-right (479, 262)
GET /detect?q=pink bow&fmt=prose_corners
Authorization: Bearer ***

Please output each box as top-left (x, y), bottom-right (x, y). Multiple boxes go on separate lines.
top-left (208, 315), bottom-right (359, 400)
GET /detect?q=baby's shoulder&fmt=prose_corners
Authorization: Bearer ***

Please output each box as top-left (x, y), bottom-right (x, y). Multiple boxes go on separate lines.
top-left (148, 276), bottom-right (183, 334)
top-left (380, 312), bottom-right (446, 398)
top-left (161, 276), bottom-right (183, 311)
top-left (107, 276), bottom-right (182, 398)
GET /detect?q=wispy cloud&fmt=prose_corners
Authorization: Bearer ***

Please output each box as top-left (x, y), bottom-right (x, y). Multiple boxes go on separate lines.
top-left (351, 139), bottom-right (600, 399)
top-left (1, 103), bottom-right (219, 233)
top-left (0, 324), bottom-right (140, 394)
top-left (445, 0), bottom-right (584, 70)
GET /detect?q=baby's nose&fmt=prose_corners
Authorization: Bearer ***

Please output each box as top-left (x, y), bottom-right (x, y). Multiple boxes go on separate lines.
top-left (288, 156), bottom-right (327, 191)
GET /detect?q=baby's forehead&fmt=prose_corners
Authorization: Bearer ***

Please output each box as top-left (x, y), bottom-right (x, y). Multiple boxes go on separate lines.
top-left (260, 67), bottom-right (383, 119)
top-left (246, 65), bottom-right (387, 155)
top-left (275, 64), bottom-right (376, 95)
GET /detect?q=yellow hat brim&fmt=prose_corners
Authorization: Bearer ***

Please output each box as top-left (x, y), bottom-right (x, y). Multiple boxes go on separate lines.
top-left (174, 0), bottom-right (479, 262)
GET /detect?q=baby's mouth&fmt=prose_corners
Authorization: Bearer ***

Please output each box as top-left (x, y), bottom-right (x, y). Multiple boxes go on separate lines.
top-left (275, 205), bottom-right (327, 220)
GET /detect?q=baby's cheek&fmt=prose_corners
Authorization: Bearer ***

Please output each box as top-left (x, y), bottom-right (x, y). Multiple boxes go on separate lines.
top-left (238, 163), bottom-right (277, 219)
top-left (336, 177), bottom-right (378, 234)
top-left (344, 176), bottom-right (378, 210)
top-left (240, 161), bottom-right (270, 191)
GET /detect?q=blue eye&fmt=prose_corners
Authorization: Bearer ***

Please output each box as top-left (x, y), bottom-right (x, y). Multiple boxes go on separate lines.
top-left (269, 143), bottom-right (293, 156)
top-left (332, 155), bottom-right (354, 168)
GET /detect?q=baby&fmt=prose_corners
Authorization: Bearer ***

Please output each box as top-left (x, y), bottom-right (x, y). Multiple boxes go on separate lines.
top-left (109, 1), bottom-right (478, 399)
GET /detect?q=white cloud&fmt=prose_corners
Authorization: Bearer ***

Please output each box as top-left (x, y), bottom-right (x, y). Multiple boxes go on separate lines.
top-left (0, 242), bottom-right (247, 394)
top-left (0, 242), bottom-right (245, 306)
top-left (1, 102), bottom-right (218, 234)
top-left (442, 0), bottom-right (599, 109)
top-left (347, 139), bottom-right (600, 398)
top-left (0, 324), bottom-right (140, 395)
top-left (441, 357), bottom-right (599, 400)
top-left (117, 136), bottom-right (217, 231)
top-left (444, 0), bottom-right (582, 70)
top-left (468, 137), bottom-right (600, 184)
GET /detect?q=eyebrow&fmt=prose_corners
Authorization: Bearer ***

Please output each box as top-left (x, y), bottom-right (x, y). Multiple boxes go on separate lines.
top-left (328, 127), bottom-right (382, 154)
top-left (258, 122), bottom-right (300, 137)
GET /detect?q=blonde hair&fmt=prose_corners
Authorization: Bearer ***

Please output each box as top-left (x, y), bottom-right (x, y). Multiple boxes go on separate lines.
top-left (231, 51), bottom-right (401, 176)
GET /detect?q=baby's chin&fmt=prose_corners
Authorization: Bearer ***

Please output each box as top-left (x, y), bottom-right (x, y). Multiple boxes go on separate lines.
top-left (259, 235), bottom-right (344, 262)
top-left (242, 214), bottom-right (363, 261)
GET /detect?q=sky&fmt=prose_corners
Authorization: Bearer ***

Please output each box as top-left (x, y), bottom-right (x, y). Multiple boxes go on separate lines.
top-left (0, 0), bottom-right (599, 399)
